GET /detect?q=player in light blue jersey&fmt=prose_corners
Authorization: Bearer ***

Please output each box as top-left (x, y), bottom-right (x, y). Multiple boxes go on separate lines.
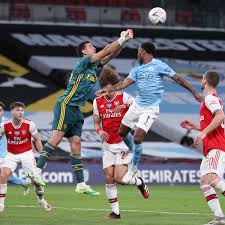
top-left (0, 101), bottom-right (30, 195)
top-left (96, 42), bottom-right (203, 183)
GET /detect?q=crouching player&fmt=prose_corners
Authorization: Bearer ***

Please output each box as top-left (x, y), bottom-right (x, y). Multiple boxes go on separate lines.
top-left (93, 67), bottom-right (149, 220)
top-left (0, 102), bottom-right (51, 212)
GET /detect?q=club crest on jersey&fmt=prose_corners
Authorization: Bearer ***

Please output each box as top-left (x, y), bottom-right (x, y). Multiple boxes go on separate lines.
top-left (22, 129), bottom-right (26, 135)
top-left (63, 124), bottom-right (68, 129)
top-left (106, 103), bottom-right (112, 108)
top-left (14, 131), bottom-right (20, 136)
top-left (114, 101), bottom-right (119, 106)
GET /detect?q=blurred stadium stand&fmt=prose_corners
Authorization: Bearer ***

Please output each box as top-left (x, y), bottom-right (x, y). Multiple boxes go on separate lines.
top-left (0, 0), bottom-right (224, 27)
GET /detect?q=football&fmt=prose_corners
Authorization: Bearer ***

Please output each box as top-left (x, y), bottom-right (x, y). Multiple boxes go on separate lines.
top-left (148, 7), bottom-right (167, 25)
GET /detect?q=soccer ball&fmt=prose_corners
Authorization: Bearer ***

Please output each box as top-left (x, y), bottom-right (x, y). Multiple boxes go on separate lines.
top-left (148, 7), bottom-right (167, 25)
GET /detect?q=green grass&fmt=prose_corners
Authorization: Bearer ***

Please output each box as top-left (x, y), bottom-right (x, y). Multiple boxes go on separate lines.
top-left (0, 185), bottom-right (224, 225)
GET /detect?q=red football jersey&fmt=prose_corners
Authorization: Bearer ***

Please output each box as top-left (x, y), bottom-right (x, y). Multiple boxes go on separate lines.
top-left (93, 92), bottom-right (133, 144)
top-left (200, 92), bottom-right (225, 156)
top-left (0, 118), bottom-right (38, 154)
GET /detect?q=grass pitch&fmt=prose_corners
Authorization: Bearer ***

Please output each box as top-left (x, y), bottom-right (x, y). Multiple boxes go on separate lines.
top-left (0, 185), bottom-right (224, 225)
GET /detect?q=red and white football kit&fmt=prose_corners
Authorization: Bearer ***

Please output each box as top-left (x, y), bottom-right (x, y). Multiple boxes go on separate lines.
top-left (93, 92), bottom-right (133, 169)
top-left (0, 118), bottom-right (38, 175)
top-left (199, 92), bottom-right (225, 177)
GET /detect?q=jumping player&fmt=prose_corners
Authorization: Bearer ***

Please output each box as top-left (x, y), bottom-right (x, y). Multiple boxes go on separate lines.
top-left (96, 42), bottom-right (203, 183)
top-left (31, 29), bottom-right (134, 196)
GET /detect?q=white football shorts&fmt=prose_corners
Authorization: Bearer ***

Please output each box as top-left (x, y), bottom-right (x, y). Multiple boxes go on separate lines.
top-left (200, 149), bottom-right (225, 178)
top-left (1, 150), bottom-right (37, 175)
top-left (102, 141), bottom-right (132, 169)
top-left (122, 102), bottom-right (159, 133)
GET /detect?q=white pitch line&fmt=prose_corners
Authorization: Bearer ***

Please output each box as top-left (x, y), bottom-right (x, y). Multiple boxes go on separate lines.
top-left (8, 205), bottom-right (211, 216)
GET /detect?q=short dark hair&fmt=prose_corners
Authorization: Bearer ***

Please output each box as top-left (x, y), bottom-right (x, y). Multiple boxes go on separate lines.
top-left (0, 101), bottom-right (5, 109)
top-left (98, 67), bottom-right (119, 88)
top-left (205, 70), bottom-right (220, 88)
top-left (76, 41), bottom-right (90, 57)
top-left (141, 42), bottom-right (155, 56)
top-left (10, 101), bottom-right (25, 110)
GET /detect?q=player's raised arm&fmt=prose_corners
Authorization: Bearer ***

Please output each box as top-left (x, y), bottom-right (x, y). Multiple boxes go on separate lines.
top-left (91, 29), bottom-right (133, 63)
top-left (172, 75), bottom-right (203, 102)
top-left (95, 77), bottom-right (134, 97)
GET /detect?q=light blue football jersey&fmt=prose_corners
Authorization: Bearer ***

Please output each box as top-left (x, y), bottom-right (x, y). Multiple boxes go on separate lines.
top-left (0, 116), bottom-right (9, 158)
top-left (128, 58), bottom-right (176, 107)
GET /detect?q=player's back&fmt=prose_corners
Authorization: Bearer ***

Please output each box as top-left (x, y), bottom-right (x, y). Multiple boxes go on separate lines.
top-left (58, 55), bottom-right (100, 107)
top-left (129, 59), bottom-right (176, 107)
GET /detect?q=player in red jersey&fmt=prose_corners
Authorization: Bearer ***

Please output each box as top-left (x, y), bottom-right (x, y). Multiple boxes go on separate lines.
top-left (93, 67), bottom-right (149, 220)
top-left (181, 71), bottom-right (225, 225)
top-left (0, 102), bottom-right (51, 212)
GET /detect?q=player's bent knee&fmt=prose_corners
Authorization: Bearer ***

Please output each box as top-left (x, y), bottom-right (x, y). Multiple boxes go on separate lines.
top-left (105, 175), bottom-right (114, 184)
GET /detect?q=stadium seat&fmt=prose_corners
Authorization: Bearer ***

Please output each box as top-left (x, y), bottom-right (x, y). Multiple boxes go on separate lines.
top-left (10, 5), bottom-right (30, 19)
top-left (121, 9), bottom-right (141, 24)
top-left (66, 7), bottom-right (86, 22)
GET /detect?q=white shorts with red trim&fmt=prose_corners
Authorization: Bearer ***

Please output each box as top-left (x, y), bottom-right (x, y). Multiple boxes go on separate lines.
top-left (102, 142), bottom-right (132, 169)
top-left (200, 149), bottom-right (225, 178)
top-left (1, 150), bottom-right (37, 175)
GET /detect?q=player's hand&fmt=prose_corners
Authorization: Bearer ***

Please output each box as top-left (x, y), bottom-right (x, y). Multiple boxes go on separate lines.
top-left (180, 120), bottom-right (196, 130)
top-left (194, 131), bottom-right (206, 146)
top-left (98, 130), bottom-right (109, 142)
top-left (194, 92), bottom-right (203, 103)
top-left (120, 29), bottom-right (134, 43)
top-left (95, 88), bottom-right (108, 97)
top-left (114, 104), bottom-right (126, 113)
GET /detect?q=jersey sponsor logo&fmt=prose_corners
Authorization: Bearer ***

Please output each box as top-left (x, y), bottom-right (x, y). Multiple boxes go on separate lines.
top-left (87, 74), bottom-right (96, 83)
top-left (102, 109), bottom-right (121, 119)
top-left (8, 138), bottom-right (28, 145)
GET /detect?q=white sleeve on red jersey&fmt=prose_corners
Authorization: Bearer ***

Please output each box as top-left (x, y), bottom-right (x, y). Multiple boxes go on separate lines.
top-left (205, 94), bottom-right (222, 114)
top-left (123, 92), bottom-right (134, 105)
top-left (93, 98), bottom-right (99, 116)
top-left (29, 121), bottom-right (38, 136)
top-left (0, 122), bottom-right (5, 136)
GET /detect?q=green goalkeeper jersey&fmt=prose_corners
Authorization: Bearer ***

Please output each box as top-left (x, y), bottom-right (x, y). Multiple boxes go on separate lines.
top-left (58, 55), bottom-right (100, 106)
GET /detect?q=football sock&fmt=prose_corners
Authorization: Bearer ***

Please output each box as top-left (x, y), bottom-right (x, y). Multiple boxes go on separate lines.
top-left (128, 177), bottom-right (142, 186)
top-left (211, 179), bottom-right (225, 196)
top-left (201, 185), bottom-right (224, 217)
top-left (122, 133), bottom-right (134, 152)
top-left (35, 185), bottom-right (45, 201)
top-left (8, 174), bottom-right (25, 186)
top-left (37, 143), bottom-right (55, 169)
top-left (0, 184), bottom-right (7, 206)
top-left (131, 143), bottom-right (143, 170)
top-left (70, 154), bottom-right (84, 183)
top-left (105, 183), bottom-right (119, 215)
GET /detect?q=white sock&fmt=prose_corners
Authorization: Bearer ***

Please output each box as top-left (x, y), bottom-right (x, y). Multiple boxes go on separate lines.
top-left (105, 183), bottom-right (119, 215)
top-left (128, 177), bottom-right (142, 186)
top-left (213, 180), bottom-right (225, 196)
top-left (35, 185), bottom-right (45, 201)
top-left (0, 184), bottom-right (7, 206)
top-left (201, 185), bottom-right (224, 217)
top-left (77, 182), bottom-right (86, 189)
